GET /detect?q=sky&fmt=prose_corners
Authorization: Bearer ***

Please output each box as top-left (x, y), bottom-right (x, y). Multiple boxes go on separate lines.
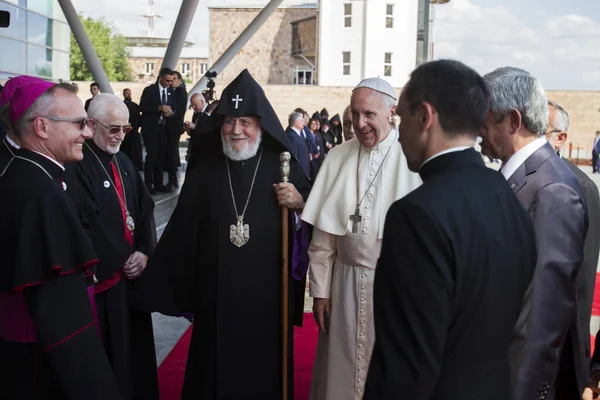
top-left (71, 0), bottom-right (600, 90)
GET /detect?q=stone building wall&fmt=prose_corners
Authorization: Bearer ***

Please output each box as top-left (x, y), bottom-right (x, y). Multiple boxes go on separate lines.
top-left (209, 7), bottom-right (318, 85)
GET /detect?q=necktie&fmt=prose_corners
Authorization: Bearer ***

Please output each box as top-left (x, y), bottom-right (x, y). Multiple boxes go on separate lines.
top-left (161, 89), bottom-right (167, 105)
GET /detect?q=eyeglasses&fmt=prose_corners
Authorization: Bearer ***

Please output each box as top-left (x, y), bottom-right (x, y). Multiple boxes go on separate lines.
top-left (33, 116), bottom-right (89, 130)
top-left (91, 118), bottom-right (132, 135)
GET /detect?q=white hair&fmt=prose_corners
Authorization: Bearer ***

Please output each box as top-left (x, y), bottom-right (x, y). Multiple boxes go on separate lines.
top-left (87, 93), bottom-right (129, 121)
top-left (483, 66), bottom-right (548, 136)
top-left (548, 100), bottom-right (569, 132)
top-left (222, 127), bottom-right (263, 161)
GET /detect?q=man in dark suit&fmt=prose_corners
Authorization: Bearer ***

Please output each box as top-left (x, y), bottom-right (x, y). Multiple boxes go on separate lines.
top-left (139, 67), bottom-right (175, 194)
top-left (364, 60), bottom-right (537, 400)
top-left (84, 81), bottom-right (100, 112)
top-left (481, 66), bottom-right (588, 400)
top-left (165, 71), bottom-right (187, 188)
top-left (546, 100), bottom-right (600, 366)
top-left (122, 88), bottom-right (143, 170)
top-left (285, 110), bottom-right (312, 180)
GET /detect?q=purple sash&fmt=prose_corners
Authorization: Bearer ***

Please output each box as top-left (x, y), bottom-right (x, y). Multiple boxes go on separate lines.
top-left (0, 284), bottom-right (101, 343)
top-left (292, 222), bottom-right (310, 280)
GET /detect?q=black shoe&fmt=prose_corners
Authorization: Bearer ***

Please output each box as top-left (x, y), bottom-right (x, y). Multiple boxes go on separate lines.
top-left (148, 188), bottom-right (157, 195)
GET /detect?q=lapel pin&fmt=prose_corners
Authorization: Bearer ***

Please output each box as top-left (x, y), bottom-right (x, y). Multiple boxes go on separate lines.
top-left (104, 180), bottom-right (110, 188)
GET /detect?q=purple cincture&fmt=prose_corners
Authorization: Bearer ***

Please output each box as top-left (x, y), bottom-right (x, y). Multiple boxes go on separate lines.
top-left (0, 292), bottom-right (37, 343)
top-left (0, 283), bottom-right (101, 343)
top-left (292, 221), bottom-right (310, 280)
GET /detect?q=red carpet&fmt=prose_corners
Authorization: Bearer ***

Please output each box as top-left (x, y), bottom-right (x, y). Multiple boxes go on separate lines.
top-left (158, 313), bottom-right (318, 400)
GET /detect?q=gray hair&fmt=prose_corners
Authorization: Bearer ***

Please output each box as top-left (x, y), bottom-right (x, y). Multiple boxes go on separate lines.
top-left (87, 93), bottom-right (129, 121)
top-left (483, 66), bottom-right (548, 136)
top-left (14, 83), bottom-right (77, 137)
top-left (548, 100), bottom-right (569, 132)
top-left (288, 111), bottom-right (303, 127)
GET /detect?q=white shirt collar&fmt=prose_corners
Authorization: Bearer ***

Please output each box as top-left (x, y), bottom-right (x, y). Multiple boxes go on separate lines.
top-left (420, 146), bottom-right (472, 169)
top-left (5, 136), bottom-right (20, 150)
top-left (291, 126), bottom-right (302, 136)
top-left (500, 136), bottom-right (547, 180)
top-left (32, 151), bottom-right (65, 171)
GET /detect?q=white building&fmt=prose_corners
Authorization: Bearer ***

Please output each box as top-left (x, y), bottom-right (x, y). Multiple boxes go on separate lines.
top-left (318, 0), bottom-right (419, 87)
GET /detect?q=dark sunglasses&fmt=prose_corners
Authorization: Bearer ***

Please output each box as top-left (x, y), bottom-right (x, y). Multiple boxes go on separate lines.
top-left (91, 118), bottom-right (133, 135)
top-left (33, 116), bottom-right (90, 130)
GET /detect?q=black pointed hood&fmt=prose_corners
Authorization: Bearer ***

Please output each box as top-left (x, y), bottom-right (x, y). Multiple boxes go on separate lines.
top-left (211, 69), bottom-right (294, 155)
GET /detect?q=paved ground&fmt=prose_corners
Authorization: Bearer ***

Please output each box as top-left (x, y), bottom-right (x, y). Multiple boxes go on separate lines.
top-left (151, 155), bottom-right (600, 366)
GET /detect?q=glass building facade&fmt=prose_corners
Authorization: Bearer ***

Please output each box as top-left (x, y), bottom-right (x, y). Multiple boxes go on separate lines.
top-left (0, 0), bottom-right (70, 81)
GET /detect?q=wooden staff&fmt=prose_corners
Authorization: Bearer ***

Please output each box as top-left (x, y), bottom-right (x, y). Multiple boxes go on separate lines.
top-left (280, 151), bottom-right (291, 400)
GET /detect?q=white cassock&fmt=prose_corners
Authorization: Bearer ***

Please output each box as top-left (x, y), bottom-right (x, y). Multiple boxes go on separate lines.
top-left (301, 128), bottom-right (421, 400)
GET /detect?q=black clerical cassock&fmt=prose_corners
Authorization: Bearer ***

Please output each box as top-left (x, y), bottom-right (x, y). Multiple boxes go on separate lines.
top-left (132, 69), bottom-right (311, 399)
top-left (0, 149), bottom-right (123, 399)
top-left (69, 140), bottom-right (159, 399)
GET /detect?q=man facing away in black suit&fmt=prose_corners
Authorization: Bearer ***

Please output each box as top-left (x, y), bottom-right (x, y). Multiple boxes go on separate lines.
top-left (364, 59), bottom-right (537, 400)
top-left (139, 67), bottom-right (175, 195)
top-left (481, 67), bottom-right (588, 400)
top-left (546, 101), bottom-right (600, 369)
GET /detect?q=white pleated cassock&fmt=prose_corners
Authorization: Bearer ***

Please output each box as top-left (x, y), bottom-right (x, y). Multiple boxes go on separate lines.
top-left (302, 130), bottom-right (421, 400)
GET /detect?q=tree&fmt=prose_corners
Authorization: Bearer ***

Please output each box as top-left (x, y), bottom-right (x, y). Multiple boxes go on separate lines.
top-left (70, 15), bottom-right (133, 82)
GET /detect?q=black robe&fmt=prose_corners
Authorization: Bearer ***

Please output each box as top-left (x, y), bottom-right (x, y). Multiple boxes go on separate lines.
top-left (0, 149), bottom-right (123, 400)
top-left (70, 141), bottom-right (158, 399)
top-left (0, 137), bottom-right (17, 173)
top-left (133, 134), bottom-right (311, 399)
top-left (122, 100), bottom-right (144, 170)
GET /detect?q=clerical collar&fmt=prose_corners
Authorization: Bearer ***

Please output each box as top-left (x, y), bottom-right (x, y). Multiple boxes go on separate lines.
top-left (5, 135), bottom-right (20, 150)
top-left (362, 127), bottom-right (396, 153)
top-left (420, 146), bottom-right (472, 169)
top-left (19, 149), bottom-right (65, 177)
top-left (31, 150), bottom-right (65, 171)
top-left (419, 148), bottom-right (482, 182)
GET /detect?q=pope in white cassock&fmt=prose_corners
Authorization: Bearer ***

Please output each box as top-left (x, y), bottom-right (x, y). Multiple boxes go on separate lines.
top-left (302, 77), bottom-right (422, 400)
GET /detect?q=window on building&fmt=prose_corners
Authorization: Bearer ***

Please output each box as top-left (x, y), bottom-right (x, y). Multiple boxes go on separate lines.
top-left (342, 51), bottom-right (351, 75)
top-left (201, 63), bottom-right (207, 74)
top-left (386, 4), bottom-right (394, 28)
top-left (384, 52), bottom-right (392, 76)
top-left (344, 3), bottom-right (352, 28)
top-left (294, 68), bottom-right (314, 85)
top-left (145, 62), bottom-right (155, 75)
top-left (181, 63), bottom-right (191, 76)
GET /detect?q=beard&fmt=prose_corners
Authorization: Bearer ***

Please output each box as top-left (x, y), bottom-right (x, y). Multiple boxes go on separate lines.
top-left (221, 128), bottom-right (263, 161)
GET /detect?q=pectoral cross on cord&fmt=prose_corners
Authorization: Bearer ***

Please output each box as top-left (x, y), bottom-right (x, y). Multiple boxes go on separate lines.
top-left (349, 208), bottom-right (362, 234)
top-left (349, 134), bottom-right (396, 234)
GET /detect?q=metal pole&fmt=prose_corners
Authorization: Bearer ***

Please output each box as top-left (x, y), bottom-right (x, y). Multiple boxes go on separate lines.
top-left (57, 0), bottom-right (113, 94)
top-left (161, 0), bottom-right (200, 71)
top-left (188, 0), bottom-right (284, 99)
top-left (423, 0), bottom-right (431, 61)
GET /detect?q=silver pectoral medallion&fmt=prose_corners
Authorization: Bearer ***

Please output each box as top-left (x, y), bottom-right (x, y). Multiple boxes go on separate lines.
top-left (126, 213), bottom-right (135, 232)
top-left (230, 216), bottom-right (249, 247)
